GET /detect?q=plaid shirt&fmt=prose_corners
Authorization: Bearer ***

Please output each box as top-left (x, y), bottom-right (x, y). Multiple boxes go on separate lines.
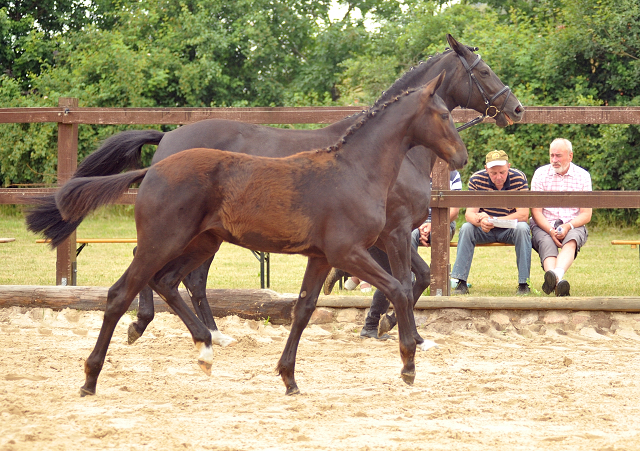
top-left (531, 162), bottom-right (592, 223)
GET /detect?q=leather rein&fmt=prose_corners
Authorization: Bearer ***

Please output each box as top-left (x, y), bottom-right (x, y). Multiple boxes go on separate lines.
top-left (456, 53), bottom-right (513, 132)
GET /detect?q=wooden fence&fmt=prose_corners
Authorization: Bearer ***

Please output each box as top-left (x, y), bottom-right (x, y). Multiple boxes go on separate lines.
top-left (1, 98), bottom-right (640, 293)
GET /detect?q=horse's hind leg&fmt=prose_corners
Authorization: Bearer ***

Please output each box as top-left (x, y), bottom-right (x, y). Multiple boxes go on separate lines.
top-left (125, 246), bottom-right (155, 344)
top-left (128, 285), bottom-right (155, 344)
top-left (277, 256), bottom-right (331, 395)
top-left (182, 256), bottom-right (235, 347)
top-left (82, 267), bottom-right (153, 396)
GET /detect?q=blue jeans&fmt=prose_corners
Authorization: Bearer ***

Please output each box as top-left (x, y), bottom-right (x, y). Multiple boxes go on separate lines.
top-left (451, 222), bottom-right (532, 284)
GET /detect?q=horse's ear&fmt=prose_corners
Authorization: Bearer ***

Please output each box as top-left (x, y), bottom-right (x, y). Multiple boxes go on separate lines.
top-left (422, 70), bottom-right (446, 101)
top-left (447, 34), bottom-right (466, 57)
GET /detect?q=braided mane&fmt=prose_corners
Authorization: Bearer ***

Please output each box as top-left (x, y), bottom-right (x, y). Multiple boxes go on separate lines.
top-left (324, 86), bottom-right (422, 154)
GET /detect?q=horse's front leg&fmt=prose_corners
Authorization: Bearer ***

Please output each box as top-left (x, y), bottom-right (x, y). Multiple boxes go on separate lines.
top-left (378, 247), bottom-right (434, 351)
top-left (182, 256), bottom-right (236, 347)
top-left (277, 256), bottom-right (331, 395)
top-left (336, 248), bottom-right (416, 386)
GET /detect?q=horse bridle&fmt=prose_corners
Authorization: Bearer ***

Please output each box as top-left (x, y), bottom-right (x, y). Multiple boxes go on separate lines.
top-left (456, 52), bottom-right (513, 132)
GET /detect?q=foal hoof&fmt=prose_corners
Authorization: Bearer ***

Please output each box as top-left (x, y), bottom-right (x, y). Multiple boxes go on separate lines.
top-left (378, 313), bottom-right (397, 337)
top-left (127, 323), bottom-right (142, 345)
top-left (198, 360), bottom-right (212, 376)
top-left (80, 386), bottom-right (95, 397)
top-left (401, 370), bottom-right (416, 386)
top-left (285, 384), bottom-right (300, 396)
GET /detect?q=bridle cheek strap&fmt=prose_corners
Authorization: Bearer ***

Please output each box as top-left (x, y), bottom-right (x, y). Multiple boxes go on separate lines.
top-left (456, 53), bottom-right (513, 132)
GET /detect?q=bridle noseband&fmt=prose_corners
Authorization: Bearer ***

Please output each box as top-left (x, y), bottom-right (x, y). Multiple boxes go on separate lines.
top-left (456, 52), bottom-right (513, 132)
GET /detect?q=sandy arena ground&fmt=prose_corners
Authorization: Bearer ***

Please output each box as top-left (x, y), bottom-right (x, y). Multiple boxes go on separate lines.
top-left (1, 305), bottom-right (639, 450)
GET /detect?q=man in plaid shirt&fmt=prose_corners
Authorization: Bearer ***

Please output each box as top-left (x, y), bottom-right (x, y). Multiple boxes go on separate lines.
top-left (530, 138), bottom-right (592, 296)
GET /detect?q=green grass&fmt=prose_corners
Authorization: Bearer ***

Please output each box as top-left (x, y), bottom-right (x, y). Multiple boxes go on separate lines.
top-left (1, 206), bottom-right (638, 296)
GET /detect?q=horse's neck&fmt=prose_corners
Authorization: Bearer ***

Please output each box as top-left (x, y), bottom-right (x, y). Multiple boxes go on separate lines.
top-left (338, 101), bottom-right (418, 186)
top-left (374, 53), bottom-right (460, 111)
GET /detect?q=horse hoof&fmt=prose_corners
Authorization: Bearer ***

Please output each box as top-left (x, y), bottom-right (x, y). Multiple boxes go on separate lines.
top-left (198, 360), bottom-right (212, 376)
top-left (285, 385), bottom-right (300, 396)
top-left (127, 323), bottom-right (142, 345)
top-left (401, 371), bottom-right (415, 386)
top-left (80, 387), bottom-right (95, 397)
top-left (378, 314), bottom-right (397, 337)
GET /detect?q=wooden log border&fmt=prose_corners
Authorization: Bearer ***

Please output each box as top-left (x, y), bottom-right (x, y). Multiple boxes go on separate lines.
top-left (1, 286), bottom-right (640, 325)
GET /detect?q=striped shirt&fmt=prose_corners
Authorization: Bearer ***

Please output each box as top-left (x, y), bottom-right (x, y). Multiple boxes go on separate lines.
top-left (468, 168), bottom-right (528, 217)
top-left (531, 162), bottom-right (592, 223)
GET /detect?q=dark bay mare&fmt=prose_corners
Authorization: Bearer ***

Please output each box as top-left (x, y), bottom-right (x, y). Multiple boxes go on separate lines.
top-left (26, 34), bottom-right (523, 348)
top-left (45, 74), bottom-right (467, 396)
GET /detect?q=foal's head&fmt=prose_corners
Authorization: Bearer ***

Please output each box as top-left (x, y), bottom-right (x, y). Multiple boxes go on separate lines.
top-left (412, 71), bottom-right (468, 170)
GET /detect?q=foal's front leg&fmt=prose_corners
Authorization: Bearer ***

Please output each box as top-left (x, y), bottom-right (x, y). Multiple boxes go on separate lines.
top-left (335, 247), bottom-right (417, 385)
top-left (277, 256), bottom-right (331, 395)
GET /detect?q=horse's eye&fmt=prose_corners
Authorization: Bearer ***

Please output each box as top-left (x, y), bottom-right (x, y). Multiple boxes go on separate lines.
top-left (441, 113), bottom-right (449, 120)
top-left (480, 70), bottom-right (490, 77)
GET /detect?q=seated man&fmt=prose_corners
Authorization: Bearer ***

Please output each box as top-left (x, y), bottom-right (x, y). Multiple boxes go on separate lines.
top-left (452, 150), bottom-right (532, 295)
top-left (359, 170), bottom-right (461, 339)
top-left (411, 170), bottom-right (462, 248)
top-left (530, 138), bottom-right (592, 296)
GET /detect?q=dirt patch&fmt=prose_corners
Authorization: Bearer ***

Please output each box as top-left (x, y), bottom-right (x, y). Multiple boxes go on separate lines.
top-left (1, 306), bottom-right (639, 450)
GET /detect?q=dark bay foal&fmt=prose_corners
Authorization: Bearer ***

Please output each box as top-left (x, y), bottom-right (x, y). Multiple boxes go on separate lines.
top-left (47, 73), bottom-right (467, 396)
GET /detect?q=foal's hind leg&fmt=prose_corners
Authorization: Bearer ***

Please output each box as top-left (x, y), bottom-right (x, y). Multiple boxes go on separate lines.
top-left (82, 267), bottom-right (156, 396)
top-left (127, 246), bottom-right (155, 344)
top-left (182, 256), bottom-right (235, 347)
top-left (277, 256), bottom-right (331, 395)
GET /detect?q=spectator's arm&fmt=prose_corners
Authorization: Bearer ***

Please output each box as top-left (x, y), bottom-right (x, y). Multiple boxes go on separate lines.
top-left (532, 208), bottom-right (554, 233)
top-left (569, 208), bottom-right (592, 228)
top-left (465, 207), bottom-right (486, 226)
top-left (449, 207), bottom-right (460, 222)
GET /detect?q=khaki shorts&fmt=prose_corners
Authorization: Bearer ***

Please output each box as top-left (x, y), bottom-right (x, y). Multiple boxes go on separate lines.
top-left (530, 218), bottom-right (588, 267)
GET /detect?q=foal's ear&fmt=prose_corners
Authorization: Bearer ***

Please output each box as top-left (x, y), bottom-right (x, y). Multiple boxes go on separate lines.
top-left (421, 70), bottom-right (446, 101)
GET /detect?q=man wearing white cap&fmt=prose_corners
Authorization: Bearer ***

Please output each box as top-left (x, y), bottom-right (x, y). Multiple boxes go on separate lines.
top-left (451, 150), bottom-right (532, 295)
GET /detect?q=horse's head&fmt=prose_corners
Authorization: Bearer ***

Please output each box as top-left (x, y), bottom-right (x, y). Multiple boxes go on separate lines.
top-left (413, 71), bottom-right (468, 170)
top-left (446, 34), bottom-right (524, 128)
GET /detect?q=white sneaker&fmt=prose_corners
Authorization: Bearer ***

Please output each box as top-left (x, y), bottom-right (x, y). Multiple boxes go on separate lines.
top-left (344, 278), bottom-right (358, 290)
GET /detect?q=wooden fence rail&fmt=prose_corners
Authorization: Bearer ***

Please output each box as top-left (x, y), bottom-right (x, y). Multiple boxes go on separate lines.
top-left (1, 99), bottom-right (639, 292)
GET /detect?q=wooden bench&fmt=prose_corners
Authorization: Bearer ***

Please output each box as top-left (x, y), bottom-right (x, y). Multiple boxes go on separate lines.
top-left (36, 238), bottom-right (271, 289)
top-left (611, 240), bottom-right (640, 263)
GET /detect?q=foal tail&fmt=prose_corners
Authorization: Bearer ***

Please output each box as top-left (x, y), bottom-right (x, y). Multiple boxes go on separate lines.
top-left (57, 169), bottom-right (149, 225)
top-left (25, 130), bottom-right (163, 247)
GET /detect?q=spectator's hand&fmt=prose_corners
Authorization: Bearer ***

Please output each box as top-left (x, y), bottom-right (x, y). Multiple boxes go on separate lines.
top-left (418, 223), bottom-right (432, 246)
top-left (479, 216), bottom-right (494, 233)
top-left (556, 224), bottom-right (569, 241)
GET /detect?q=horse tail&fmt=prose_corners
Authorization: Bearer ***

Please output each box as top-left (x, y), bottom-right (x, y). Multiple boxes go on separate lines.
top-left (27, 169), bottom-right (148, 248)
top-left (25, 130), bottom-right (163, 247)
top-left (56, 169), bottom-right (149, 224)
top-left (75, 129), bottom-right (164, 178)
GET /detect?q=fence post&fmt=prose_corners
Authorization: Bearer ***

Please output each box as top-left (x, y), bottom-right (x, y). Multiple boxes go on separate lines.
top-left (430, 158), bottom-right (450, 296)
top-left (56, 98), bottom-right (78, 286)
